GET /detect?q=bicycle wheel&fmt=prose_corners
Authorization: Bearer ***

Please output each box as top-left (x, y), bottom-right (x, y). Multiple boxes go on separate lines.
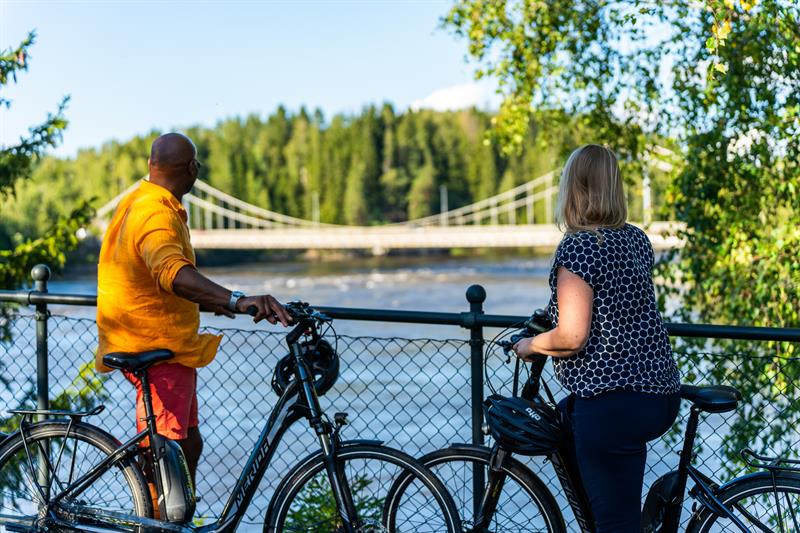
top-left (392, 445), bottom-right (566, 533)
top-left (264, 443), bottom-right (462, 532)
top-left (689, 472), bottom-right (800, 532)
top-left (0, 420), bottom-right (151, 531)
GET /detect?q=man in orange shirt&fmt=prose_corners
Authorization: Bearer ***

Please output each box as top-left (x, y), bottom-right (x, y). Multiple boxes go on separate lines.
top-left (96, 132), bottom-right (291, 496)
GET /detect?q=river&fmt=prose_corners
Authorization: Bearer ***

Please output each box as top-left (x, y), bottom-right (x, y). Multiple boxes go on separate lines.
top-left (48, 254), bottom-right (555, 331)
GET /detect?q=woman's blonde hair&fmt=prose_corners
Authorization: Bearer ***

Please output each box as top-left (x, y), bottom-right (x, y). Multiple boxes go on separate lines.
top-left (555, 144), bottom-right (627, 234)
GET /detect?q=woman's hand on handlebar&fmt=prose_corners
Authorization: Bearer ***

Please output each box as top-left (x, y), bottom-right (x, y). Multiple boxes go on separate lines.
top-left (236, 295), bottom-right (292, 326)
top-left (513, 336), bottom-right (541, 361)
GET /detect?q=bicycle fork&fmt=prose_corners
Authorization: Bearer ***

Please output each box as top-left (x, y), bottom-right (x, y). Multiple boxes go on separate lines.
top-left (318, 421), bottom-right (360, 533)
top-left (470, 446), bottom-right (509, 532)
top-left (293, 338), bottom-right (359, 533)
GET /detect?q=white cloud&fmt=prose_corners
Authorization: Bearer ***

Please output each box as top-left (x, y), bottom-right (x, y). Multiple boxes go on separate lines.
top-left (410, 81), bottom-right (501, 112)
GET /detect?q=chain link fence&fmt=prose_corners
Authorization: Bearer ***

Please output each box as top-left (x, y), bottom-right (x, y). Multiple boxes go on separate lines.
top-left (2, 311), bottom-right (799, 531)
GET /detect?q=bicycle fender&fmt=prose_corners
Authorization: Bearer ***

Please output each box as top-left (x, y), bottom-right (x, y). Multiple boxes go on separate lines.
top-left (446, 442), bottom-right (480, 450)
top-left (0, 420), bottom-right (123, 449)
top-left (338, 439), bottom-right (383, 446)
top-left (714, 470), bottom-right (800, 493)
top-left (685, 470), bottom-right (800, 531)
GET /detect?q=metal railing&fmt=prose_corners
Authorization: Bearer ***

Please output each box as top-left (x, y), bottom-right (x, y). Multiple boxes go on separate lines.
top-left (2, 264), bottom-right (800, 530)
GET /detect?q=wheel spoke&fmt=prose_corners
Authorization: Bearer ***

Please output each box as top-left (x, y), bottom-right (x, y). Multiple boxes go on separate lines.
top-left (785, 489), bottom-right (800, 532)
top-left (274, 446), bottom-right (459, 532)
top-left (424, 452), bottom-right (559, 532)
top-left (0, 422), bottom-right (149, 529)
top-left (701, 476), bottom-right (800, 532)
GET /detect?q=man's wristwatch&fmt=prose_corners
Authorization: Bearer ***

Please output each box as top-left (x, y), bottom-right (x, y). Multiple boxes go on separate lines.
top-left (228, 291), bottom-right (246, 312)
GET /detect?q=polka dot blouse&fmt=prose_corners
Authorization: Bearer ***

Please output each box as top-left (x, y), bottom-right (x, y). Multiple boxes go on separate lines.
top-left (546, 224), bottom-right (680, 398)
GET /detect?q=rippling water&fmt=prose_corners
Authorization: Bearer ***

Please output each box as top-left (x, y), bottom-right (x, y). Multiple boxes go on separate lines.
top-left (49, 255), bottom-right (555, 338)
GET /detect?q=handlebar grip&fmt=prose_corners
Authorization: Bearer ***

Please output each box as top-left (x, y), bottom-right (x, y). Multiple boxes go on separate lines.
top-left (509, 333), bottom-right (527, 345)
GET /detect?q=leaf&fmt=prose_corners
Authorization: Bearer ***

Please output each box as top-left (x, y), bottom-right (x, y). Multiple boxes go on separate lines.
top-left (714, 20), bottom-right (732, 42)
top-left (713, 62), bottom-right (729, 74)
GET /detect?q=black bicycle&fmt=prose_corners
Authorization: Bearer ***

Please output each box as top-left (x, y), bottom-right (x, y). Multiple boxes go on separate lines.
top-left (0, 302), bottom-right (463, 533)
top-left (385, 313), bottom-right (800, 532)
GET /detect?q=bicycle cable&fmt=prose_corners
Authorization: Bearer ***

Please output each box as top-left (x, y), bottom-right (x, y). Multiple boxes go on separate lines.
top-left (484, 319), bottom-right (527, 396)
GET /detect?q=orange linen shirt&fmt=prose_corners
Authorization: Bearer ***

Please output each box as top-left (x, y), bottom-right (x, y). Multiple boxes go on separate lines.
top-left (96, 179), bottom-right (221, 373)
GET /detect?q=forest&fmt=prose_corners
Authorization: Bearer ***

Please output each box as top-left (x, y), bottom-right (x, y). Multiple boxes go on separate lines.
top-left (0, 104), bottom-right (672, 250)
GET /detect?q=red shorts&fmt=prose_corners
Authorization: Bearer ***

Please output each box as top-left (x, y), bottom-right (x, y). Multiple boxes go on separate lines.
top-left (124, 363), bottom-right (198, 441)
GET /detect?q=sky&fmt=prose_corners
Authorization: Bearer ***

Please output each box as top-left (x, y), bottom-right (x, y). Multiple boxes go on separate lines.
top-left (0, 0), bottom-right (500, 158)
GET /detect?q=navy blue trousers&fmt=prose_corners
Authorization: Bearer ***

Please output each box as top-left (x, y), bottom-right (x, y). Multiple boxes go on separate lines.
top-left (558, 389), bottom-right (681, 533)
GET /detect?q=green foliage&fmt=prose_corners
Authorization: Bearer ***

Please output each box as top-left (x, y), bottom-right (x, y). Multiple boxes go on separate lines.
top-left (0, 31), bottom-right (100, 433)
top-left (284, 474), bottom-right (383, 531)
top-left (660, 0), bottom-right (800, 467)
top-left (0, 32), bottom-right (70, 199)
top-left (3, 107), bottom-right (656, 236)
top-left (443, 0), bottom-right (652, 158)
top-left (0, 30), bottom-right (94, 295)
top-left (0, 202), bottom-right (94, 296)
top-left (0, 31), bottom-right (35, 106)
top-left (445, 0), bottom-right (800, 465)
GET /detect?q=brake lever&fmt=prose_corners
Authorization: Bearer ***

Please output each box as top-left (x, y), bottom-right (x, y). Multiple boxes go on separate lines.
top-left (310, 311), bottom-right (332, 322)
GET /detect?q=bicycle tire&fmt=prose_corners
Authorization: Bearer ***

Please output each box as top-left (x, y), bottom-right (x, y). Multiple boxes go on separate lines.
top-left (389, 445), bottom-right (566, 533)
top-left (688, 472), bottom-right (800, 532)
top-left (264, 443), bottom-right (463, 532)
top-left (0, 420), bottom-right (151, 531)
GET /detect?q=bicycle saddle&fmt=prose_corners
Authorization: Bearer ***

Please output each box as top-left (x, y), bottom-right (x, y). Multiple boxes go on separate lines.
top-left (103, 349), bottom-right (174, 373)
top-left (680, 384), bottom-right (741, 413)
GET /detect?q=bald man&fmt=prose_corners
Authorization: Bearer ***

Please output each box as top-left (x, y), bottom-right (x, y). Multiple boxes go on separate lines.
top-left (96, 132), bottom-right (291, 512)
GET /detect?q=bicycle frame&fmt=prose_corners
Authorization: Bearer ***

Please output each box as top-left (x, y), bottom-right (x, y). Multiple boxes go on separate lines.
top-left (470, 353), bottom-right (596, 532)
top-left (0, 316), bottom-right (363, 533)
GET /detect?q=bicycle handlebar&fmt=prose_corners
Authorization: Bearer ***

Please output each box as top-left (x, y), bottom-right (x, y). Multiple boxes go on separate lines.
top-left (496, 309), bottom-right (552, 352)
top-left (493, 309), bottom-right (553, 401)
top-left (245, 301), bottom-right (331, 323)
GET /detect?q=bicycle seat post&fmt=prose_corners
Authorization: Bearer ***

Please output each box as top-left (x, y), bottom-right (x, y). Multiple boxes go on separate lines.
top-left (136, 369), bottom-right (158, 436)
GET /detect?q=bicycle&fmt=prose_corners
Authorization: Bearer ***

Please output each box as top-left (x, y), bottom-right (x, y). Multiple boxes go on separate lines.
top-left (384, 312), bottom-right (800, 532)
top-left (0, 301), bottom-right (463, 533)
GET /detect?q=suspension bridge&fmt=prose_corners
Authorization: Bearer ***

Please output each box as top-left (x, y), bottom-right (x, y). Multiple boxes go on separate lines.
top-left (95, 171), bottom-right (681, 253)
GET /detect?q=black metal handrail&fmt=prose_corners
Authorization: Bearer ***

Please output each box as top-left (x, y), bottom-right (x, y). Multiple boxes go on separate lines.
top-left (3, 264), bottom-right (800, 524)
top-left (3, 288), bottom-right (800, 342)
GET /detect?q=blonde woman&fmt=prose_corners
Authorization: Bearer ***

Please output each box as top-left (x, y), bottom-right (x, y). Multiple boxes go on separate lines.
top-left (514, 144), bottom-right (681, 532)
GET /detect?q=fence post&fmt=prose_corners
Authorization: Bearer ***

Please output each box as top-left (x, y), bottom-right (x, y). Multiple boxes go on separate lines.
top-left (466, 284), bottom-right (486, 521)
top-left (31, 264), bottom-right (50, 419)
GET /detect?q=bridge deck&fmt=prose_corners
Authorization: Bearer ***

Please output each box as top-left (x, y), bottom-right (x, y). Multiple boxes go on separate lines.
top-left (189, 223), bottom-right (683, 251)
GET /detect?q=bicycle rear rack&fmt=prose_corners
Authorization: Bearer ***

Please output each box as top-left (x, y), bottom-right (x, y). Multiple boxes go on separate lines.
top-left (10, 405), bottom-right (105, 423)
top-left (741, 448), bottom-right (800, 473)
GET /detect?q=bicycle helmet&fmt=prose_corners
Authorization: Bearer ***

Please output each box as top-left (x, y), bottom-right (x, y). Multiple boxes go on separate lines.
top-left (272, 339), bottom-right (339, 397)
top-left (483, 394), bottom-right (562, 455)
